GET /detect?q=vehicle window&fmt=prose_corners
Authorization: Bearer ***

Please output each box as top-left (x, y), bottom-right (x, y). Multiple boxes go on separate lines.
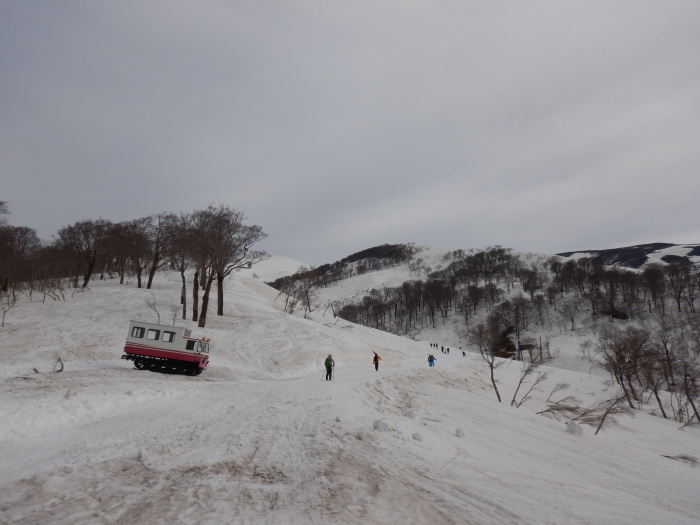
top-left (186, 340), bottom-right (196, 350)
top-left (131, 326), bottom-right (145, 338)
top-left (146, 329), bottom-right (160, 340)
top-left (162, 331), bottom-right (176, 343)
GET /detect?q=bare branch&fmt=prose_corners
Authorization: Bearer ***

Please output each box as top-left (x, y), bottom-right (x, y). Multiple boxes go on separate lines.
top-left (546, 383), bottom-right (570, 402)
top-left (536, 395), bottom-right (582, 421)
top-left (515, 371), bottom-right (548, 408)
top-left (660, 454), bottom-right (698, 467)
top-left (146, 293), bottom-right (160, 324)
top-left (593, 396), bottom-right (634, 435)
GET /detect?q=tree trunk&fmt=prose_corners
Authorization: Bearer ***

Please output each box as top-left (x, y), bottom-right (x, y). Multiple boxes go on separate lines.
top-left (490, 363), bottom-right (502, 402)
top-left (618, 377), bottom-right (635, 409)
top-left (594, 397), bottom-right (628, 435)
top-left (180, 269), bottom-right (187, 320)
top-left (146, 251), bottom-right (159, 289)
top-left (198, 274), bottom-right (215, 328)
top-left (82, 251), bottom-right (96, 288)
top-left (684, 384), bottom-right (700, 423)
top-left (652, 388), bottom-right (668, 419)
top-left (200, 265), bottom-right (207, 290)
top-left (192, 270), bottom-right (199, 322)
top-left (217, 271), bottom-right (225, 316)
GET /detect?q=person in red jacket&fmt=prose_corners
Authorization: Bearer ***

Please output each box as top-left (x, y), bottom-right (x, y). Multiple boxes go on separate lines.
top-left (373, 352), bottom-right (381, 371)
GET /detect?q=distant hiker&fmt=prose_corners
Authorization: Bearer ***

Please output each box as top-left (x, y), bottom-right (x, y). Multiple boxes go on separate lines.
top-left (325, 354), bottom-right (335, 381)
top-left (428, 354), bottom-right (436, 367)
top-left (373, 352), bottom-right (381, 371)
top-left (447, 347), bottom-right (450, 355)
top-left (462, 351), bottom-right (466, 357)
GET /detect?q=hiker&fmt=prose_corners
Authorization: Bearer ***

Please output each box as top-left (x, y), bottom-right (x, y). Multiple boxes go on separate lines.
top-left (428, 354), bottom-right (436, 367)
top-left (373, 352), bottom-right (381, 371)
top-left (325, 354), bottom-right (335, 381)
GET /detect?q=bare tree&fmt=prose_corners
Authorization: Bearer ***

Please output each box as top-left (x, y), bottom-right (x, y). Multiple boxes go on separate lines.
top-left (126, 217), bottom-right (157, 289)
top-left (639, 349), bottom-right (669, 419)
top-left (677, 351), bottom-right (700, 423)
top-left (167, 212), bottom-right (194, 320)
top-left (191, 205), bottom-right (267, 328)
top-left (596, 324), bottom-right (650, 408)
top-left (55, 218), bottom-right (112, 288)
top-left (146, 293), bottom-right (161, 324)
top-left (520, 266), bottom-right (543, 300)
top-left (641, 264), bottom-right (666, 314)
top-left (0, 226), bottom-right (11, 293)
top-left (559, 297), bottom-right (585, 331)
top-left (467, 321), bottom-right (502, 402)
top-left (666, 262), bottom-right (692, 313)
top-left (546, 382), bottom-right (570, 402)
top-left (536, 395), bottom-right (581, 421)
top-left (278, 286), bottom-right (301, 315)
top-left (537, 392), bottom-right (633, 434)
top-left (1, 290), bottom-right (17, 327)
top-left (579, 339), bottom-right (595, 361)
top-left (280, 266), bottom-right (319, 318)
top-left (28, 244), bottom-right (70, 301)
top-left (0, 225), bottom-right (41, 294)
top-left (575, 395), bottom-right (633, 435)
top-left (510, 360), bottom-right (548, 408)
top-left (145, 212), bottom-right (177, 289)
top-left (169, 302), bottom-right (182, 326)
top-left (104, 222), bottom-right (131, 284)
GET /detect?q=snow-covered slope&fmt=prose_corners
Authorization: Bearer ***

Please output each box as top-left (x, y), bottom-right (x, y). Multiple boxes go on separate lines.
top-left (0, 256), bottom-right (698, 524)
top-left (557, 242), bottom-right (700, 269)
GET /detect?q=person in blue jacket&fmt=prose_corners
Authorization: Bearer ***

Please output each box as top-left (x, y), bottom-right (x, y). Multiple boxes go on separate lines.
top-left (428, 354), bottom-right (436, 367)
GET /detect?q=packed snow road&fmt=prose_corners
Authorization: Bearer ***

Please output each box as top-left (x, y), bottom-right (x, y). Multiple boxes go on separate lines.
top-left (0, 364), bottom-right (523, 525)
top-left (0, 367), bottom-right (337, 524)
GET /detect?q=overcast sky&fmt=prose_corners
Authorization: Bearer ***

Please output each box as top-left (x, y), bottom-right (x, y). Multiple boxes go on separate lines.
top-left (2, 1), bottom-right (700, 266)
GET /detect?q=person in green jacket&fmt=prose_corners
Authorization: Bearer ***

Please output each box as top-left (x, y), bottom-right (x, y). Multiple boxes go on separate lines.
top-left (325, 354), bottom-right (335, 380)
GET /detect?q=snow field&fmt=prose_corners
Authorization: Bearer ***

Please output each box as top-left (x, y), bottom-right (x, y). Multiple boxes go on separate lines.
top-left (0, 256), bottom-right (698, 524)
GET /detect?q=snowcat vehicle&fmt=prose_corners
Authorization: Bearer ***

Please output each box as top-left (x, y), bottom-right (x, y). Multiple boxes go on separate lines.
top-left (122, 320), bottom-right (210, 375)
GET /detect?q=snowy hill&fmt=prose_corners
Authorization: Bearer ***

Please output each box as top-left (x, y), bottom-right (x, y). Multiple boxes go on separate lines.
top-left (557, 242), bottom-right (700, 269)
top-left (1, 255), bottom-right (699, 524)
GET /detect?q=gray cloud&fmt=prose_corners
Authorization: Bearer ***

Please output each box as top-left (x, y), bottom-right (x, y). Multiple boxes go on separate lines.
top-left (2, 1), bottom-right (699, 264)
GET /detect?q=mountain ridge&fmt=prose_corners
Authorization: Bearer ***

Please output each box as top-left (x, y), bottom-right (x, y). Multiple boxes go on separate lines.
top-left (556, 242), bottom-right (700, 269)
